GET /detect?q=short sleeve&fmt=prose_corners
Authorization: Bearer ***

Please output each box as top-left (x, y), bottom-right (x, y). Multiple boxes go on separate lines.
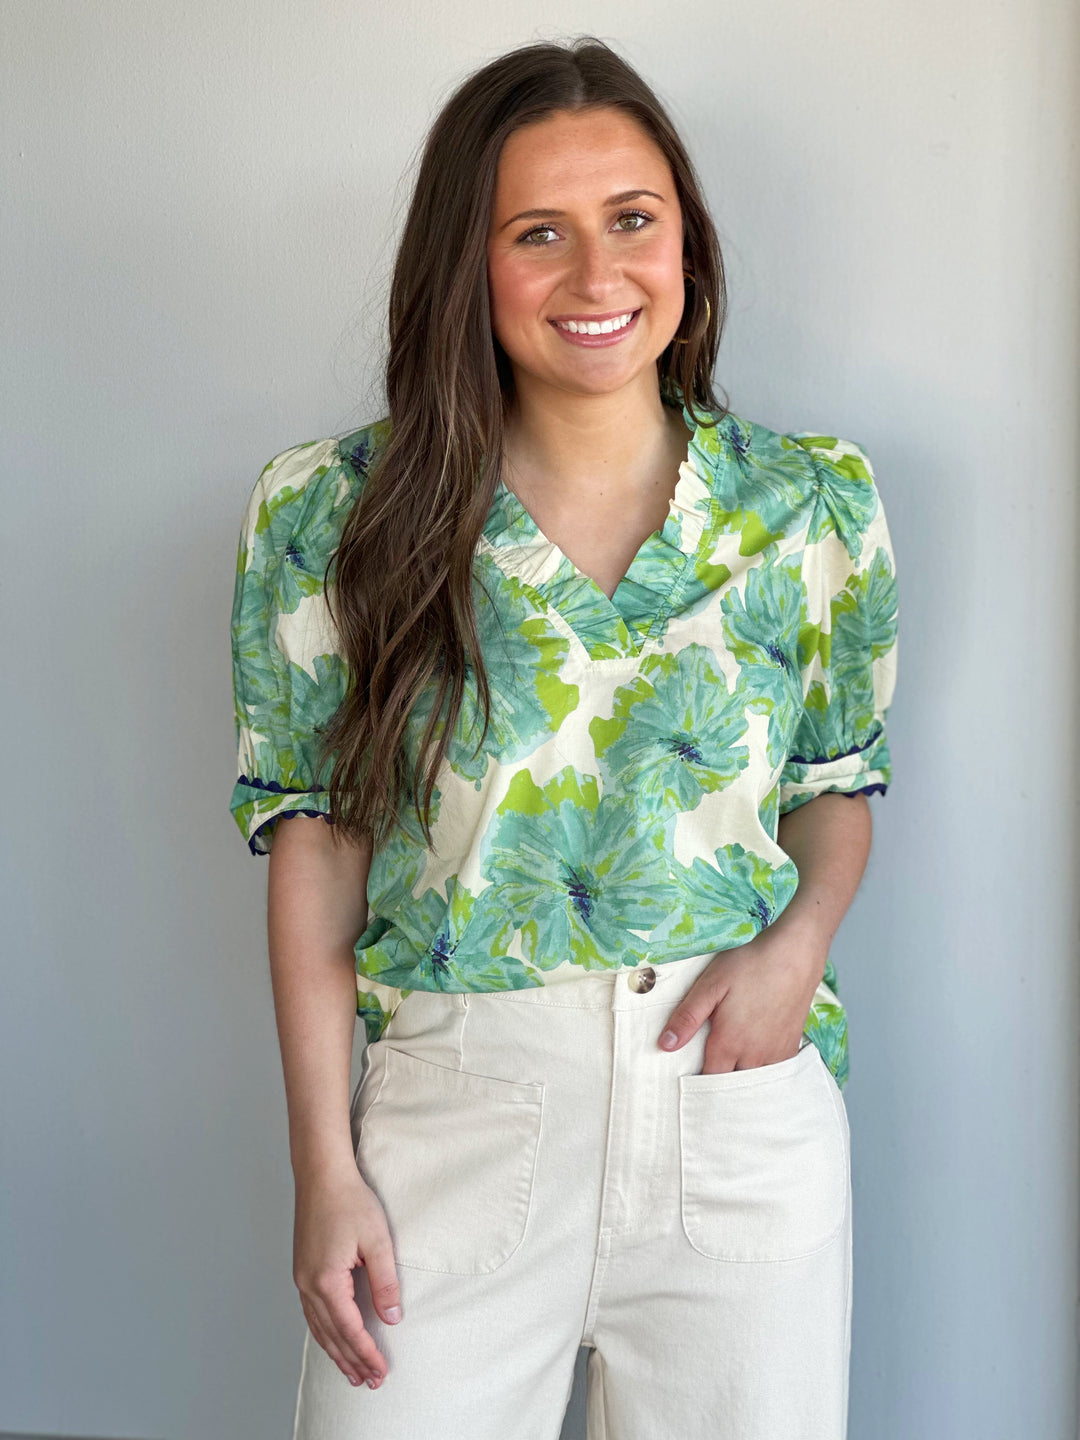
top-left (229, 437), bottom-right (355, 855)
top-left (778, 433), bottom-right (899, 816)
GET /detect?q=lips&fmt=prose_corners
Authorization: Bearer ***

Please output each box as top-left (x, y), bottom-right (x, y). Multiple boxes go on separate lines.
top-left (548, 308), bottom-right (643, 348)
top-left (548, 307), bottom-right (640, 326)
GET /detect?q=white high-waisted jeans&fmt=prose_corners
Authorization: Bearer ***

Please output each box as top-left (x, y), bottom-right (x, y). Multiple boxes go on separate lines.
top-left (293, 949), bottom-right (853, 1440)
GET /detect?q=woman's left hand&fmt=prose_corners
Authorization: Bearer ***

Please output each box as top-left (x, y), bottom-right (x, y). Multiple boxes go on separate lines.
top-left (657, 922), bottom-right (828, 1074)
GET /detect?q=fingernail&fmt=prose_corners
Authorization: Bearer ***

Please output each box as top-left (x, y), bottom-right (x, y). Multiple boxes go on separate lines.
top-left (660, 1029), bottom-right (678, 1050)
top-left (385, 1305), bottom-right (402, 1323)
top-left (366, 1377), bottom-right (377, 1389)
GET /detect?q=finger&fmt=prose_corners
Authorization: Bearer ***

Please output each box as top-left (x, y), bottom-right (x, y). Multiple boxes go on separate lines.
top-left (701, 1037), bottom-right (738, 1073)
top-left (310, 1294), bottom-right (384, 1387)
top-left (304, 1304), bottom-right (369, 1388)
top-left (659, 982), bottom-right (722, 1051)
top-left (319, 1279), bottom-right (388, 1378)
top-left (361, 1237), bottom-right (404, 1327)
top-left (309, 1270), bottom-right (385, 1379)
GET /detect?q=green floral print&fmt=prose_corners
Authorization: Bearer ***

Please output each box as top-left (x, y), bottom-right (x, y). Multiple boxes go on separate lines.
top-left (229, 388), bottom-right (899, 1090)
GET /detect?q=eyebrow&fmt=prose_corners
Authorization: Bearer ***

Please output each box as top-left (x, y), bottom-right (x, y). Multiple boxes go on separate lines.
top-left (499, 188), bottom-right (667, 231)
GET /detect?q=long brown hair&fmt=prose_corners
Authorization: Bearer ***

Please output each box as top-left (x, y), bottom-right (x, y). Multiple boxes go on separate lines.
top-left (317, 35), bottom-right (730, 853)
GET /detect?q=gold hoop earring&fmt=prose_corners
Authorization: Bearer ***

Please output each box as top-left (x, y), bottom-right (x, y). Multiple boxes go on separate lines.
top-left (673, 269), bottom-right (711, 344)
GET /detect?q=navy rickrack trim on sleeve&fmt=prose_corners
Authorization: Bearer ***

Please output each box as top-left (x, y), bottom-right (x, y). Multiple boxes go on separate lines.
top-left (248, 809), bottom-right (336, 856)
top-left (239, 775), bottom-right (334, 857)
top-left (239, 774), bottom-right (328, 795)
top-left (786, 728), bottom-right (883, 767)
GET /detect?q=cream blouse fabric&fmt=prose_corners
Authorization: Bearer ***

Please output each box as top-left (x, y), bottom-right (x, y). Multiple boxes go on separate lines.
top-left (229, 392), bottom-right (899, 1088)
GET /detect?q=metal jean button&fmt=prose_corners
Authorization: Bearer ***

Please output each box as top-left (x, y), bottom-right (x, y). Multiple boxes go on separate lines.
top-left (628, 965), bottom-right (656, 993)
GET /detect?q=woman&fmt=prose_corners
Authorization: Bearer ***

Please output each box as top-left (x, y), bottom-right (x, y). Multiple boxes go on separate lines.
top-left (229, 36), bottom-right (898, 1440)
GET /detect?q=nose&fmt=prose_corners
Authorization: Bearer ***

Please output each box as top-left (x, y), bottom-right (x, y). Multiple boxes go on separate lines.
top-left (568, 235), bottom-right (622, 298)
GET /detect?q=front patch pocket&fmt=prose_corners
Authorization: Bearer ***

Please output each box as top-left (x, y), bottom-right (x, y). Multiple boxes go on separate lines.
top-left (678, 1041), bottom-right (848, 1262)
top-left (354, 1044), bottom-right (544, 1275)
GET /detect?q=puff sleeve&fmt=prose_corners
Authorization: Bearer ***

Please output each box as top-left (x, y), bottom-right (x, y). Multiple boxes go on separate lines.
top-left (778, 433), bottom-right (899, 815)
top-left (229, 438), bottom-right (353, 854)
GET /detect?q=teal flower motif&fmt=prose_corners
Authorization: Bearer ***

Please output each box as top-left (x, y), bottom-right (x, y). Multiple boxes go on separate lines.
top-left (365, 790), bottom-right (437, 917)
top-left (793, 682), bottom-right (880, 769)
top-left (589, 644), bottom-right (750, 817)
top-left (273, 472), bottom-right (346, 608)
top-left (790, 545), bottom-right (898, 765)
top-left (359, 876), bottom-right (536, 994)
top-left (668, 842), bottom-right (800, 952)
top-left (232, 528), bottom-right (347, 784)
top-left (789, 434), bottom-right (881, 560)
top-left (243, 446), bottom-right (355, 617)
top-left (830, 546), bottom-right (899, 698)
top-left (693, 416), bottom-right (818, 539)
top-left (404, 561), bottom-right (577, 785)
top-left (256, 652), bottom-right (346, 788)
top-left (231, 560), bottom-right (278, 710)
top-left (358, 785), bottom-right (539, 1000)
top-left (720, 553), bottom-right (804, 767)
top-left (232, 454), bottom-right (354, 789)
top-left (342, 416), bottom-right (391, 480)
top-left (477, 767), bottom-right (672, 969)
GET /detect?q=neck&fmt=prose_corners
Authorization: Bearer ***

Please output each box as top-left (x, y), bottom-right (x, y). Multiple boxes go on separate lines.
top-left (501, 372), bottom-right (684, 508)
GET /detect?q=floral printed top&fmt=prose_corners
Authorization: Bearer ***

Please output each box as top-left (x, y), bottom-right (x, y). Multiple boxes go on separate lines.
top-left (229, 392), bottom-right (898, 1088)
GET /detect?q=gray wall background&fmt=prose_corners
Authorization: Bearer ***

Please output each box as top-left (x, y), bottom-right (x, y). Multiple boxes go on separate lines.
top-left (3, 2), bottom-right (1079, 1437)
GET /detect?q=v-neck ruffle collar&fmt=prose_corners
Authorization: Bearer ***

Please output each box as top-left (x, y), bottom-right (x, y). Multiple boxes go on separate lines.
top-left (475, 394), bottom-right (722, 659)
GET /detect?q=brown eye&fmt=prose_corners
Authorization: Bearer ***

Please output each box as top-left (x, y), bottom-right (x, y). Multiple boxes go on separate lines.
top-left (615, 209), bottom-right (653, 232)
top-left (518, 224), bottom-right (559, 246)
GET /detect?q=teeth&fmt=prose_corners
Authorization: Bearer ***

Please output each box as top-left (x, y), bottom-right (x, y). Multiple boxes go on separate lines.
top-left (555, 311), bottom-right (635, 334)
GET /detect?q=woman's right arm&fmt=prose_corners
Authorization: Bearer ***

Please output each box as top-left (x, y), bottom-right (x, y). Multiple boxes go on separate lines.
top-left (267, 813), bottom-right (401, 1391)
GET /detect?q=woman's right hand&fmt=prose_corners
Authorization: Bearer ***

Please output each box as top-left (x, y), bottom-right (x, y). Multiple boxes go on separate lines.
top-left (293, 1163), bottom-right (403, 1390)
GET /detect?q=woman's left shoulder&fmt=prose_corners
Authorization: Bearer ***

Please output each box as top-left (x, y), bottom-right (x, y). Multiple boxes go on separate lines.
top-left (781, 424), bottom-right (888, 563)
top-left (784, 427), bottom-right (879, 488)
top-left (691, 406), bottom-right (887, 561)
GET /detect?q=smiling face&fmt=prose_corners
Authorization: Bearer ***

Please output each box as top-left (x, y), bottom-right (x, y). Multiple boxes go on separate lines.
top-left (485, 106), bottom-right (686, 404)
